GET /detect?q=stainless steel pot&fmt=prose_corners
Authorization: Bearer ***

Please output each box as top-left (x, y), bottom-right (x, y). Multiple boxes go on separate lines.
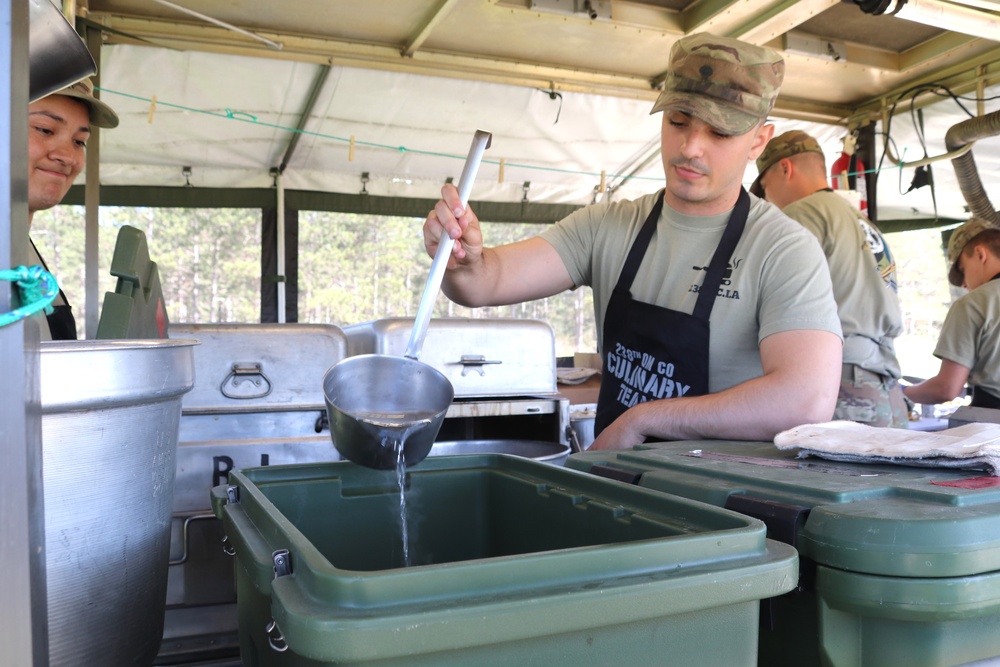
top-left (570, 403), bottom-right (597, 450)
top-left (29, 0), bottom-right (97, 101)
top-left (40, 339), bottom-right (196, 667)
top-left (430, 439), bottom-right (571, 466)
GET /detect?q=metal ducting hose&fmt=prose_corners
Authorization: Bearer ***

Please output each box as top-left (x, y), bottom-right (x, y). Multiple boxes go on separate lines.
top-left (945, 110), bottom-right (1000, 226)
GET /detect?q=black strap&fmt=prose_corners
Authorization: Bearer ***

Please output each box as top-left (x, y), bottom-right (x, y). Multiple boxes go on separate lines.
top-left (615, 190), bottom-right (666, 291)
top-left (693, 188), bottom-right (750, 321)
top-left (29, 237), bottom-right (72, 308)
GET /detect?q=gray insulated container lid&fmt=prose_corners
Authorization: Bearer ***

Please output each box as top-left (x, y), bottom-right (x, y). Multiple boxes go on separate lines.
top-left (169, 323), bottom-right (348, 414)
top-left (566, 439), bottom-right (1000, 579)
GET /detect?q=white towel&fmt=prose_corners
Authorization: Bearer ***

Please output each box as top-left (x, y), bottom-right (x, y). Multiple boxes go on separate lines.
top-left (773, 420), bottom-right (1000, 474)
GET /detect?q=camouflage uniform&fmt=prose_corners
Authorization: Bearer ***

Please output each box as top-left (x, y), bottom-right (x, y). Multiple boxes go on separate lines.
top-left (649, 34), bottom-right (785, 135)
top-left (836, 365), bottom-right (910, 428)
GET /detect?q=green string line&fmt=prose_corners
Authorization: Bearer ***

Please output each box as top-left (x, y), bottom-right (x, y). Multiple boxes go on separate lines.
top-left (0, 266), bottom-right (59, 328)
top-left (99, 87), bottom-right (881, 184)
top-left (97, 87), bottom-right (664, 183)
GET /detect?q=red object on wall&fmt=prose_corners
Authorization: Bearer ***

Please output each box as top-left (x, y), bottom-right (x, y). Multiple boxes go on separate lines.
top-left (831, 151), bottom-right (868, 213)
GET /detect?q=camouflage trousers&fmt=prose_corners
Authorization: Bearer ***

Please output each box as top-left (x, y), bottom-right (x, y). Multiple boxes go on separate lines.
top-left (834, 364), bottom-right (910, 428)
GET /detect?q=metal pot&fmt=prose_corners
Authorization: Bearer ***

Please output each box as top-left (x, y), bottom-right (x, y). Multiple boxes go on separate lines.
top-left (40, 339), bottom-right (196, 667)
top-left (29, 0), bottom-right (97, 101)
top-left (430, 439), bottom-right (571, 466)
top-left (570, 403), bottom-right (597, 451)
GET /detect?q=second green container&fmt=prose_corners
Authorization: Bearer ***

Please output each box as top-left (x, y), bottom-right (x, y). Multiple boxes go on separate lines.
top-left (567, 440), bottom-right (1000, 667)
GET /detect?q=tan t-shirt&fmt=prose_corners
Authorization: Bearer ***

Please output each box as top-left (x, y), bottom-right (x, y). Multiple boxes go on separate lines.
top-left (934, 278), bottom-right (1000, 397)
top-left (541, 191), bottom-right (842, 394)
top-left (782, 190), bottom-right (903, 379)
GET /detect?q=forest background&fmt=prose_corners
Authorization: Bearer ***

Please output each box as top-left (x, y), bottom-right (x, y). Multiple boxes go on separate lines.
top-left (31, 205), bottom-right (954, 380)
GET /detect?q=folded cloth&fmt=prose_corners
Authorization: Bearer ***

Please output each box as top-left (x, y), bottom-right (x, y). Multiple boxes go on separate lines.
top-left (774, 420), bottom-right (1000, 474)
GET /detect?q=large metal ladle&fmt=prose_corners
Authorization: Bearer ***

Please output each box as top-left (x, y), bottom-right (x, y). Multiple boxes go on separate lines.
top-left (323, 130), bottom-right (492, 469)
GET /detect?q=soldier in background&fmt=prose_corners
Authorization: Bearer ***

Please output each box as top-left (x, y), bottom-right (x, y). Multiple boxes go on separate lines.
top-left (904, 218), bottom-right (1000, 410)
top-left (751, 130), bottom-right (907, 427)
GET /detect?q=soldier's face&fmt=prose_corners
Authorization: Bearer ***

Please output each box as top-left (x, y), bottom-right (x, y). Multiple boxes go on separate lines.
top-left (660, 110), bottom-right (771, 216)
top-left (28, 95), bottom-right (89, 217)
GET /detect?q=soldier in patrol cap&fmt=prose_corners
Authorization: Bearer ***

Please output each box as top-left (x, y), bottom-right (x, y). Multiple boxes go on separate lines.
top-left (422, 33), bottom-right (842, 449)
top-left (26, 77), bottom-right (119, 340)
top-left (905, 217), bottom-right (1000, 409)
top-left (753, 129), bottom-right (908, 427)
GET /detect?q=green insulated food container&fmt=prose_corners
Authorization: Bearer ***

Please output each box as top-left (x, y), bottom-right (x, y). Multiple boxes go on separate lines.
top-left (211, 454), bottom-right (798, 666)
top-left (567, 440), bottom-right (1000, 667)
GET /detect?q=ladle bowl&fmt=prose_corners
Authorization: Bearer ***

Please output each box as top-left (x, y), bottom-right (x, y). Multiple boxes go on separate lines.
top-left (323, 354), bottom-right (454, 469)
top-left (322, 130), bottom-right (491, 469)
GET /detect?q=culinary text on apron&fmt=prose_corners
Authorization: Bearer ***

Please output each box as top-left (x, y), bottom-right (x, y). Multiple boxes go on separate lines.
top-left (594, 188), bottom-right (750, 437)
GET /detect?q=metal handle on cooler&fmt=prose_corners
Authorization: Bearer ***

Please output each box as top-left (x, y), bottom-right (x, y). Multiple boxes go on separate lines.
top-left (168, 512), bottom-right (217, 565)
top-left (404, 130), bottom-right (492, 361)
top-left (220, 362), bottom-right (272, 399)
top-left (457, 354), bottom-right (502, 377)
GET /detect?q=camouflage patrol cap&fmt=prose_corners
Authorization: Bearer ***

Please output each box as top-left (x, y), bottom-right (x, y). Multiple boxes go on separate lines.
top-left (650, 32), bottom-right (784, 135)
top-left (48, 77), bottom-right (119, 129)
top-left (748, 130), bottom-right (824, 197)
top-left (947, 217), bottom-right (997, 286)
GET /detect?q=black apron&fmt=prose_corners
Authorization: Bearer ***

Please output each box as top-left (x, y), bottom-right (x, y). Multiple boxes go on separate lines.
top-left (594, 188), bottom-right (750, 436)
top-left (968, 272), bottom-right (1000, 409)
top-left (971, 387), bottom-right (1000, 410)
top-left (30, 238), bottom-right (78, 340)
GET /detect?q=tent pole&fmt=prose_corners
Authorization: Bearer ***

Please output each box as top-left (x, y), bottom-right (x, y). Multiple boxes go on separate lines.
top-left (83, 25), bottom-right (102, 337)
top-left (1, 0), bottom-right (48, 663)
top-left (276, 171), bottom-right (286, 323)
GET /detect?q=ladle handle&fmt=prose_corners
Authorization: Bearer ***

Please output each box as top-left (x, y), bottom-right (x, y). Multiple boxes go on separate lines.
top-left (405, 129), bottom-right (492, 360)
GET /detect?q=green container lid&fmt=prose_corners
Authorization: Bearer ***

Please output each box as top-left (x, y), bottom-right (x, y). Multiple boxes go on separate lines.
top-left (212, 453), bottom-right (797, 664)
top-left (567, 440), bottom-right (1000, 579)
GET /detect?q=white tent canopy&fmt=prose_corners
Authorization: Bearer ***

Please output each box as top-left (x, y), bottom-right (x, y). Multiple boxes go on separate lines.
top-left (88, 40), bottom-right (1000, 225)
top-left (95, 44), bottom-right (666, 206)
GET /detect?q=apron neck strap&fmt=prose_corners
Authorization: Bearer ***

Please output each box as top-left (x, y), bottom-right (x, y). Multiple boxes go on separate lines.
top-left (692, 187), bottom-right (750, 321)
top-left (616, 190), bottom-right (666, 290)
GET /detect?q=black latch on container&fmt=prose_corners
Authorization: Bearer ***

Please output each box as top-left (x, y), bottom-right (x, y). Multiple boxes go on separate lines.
top-left (724, 494), bottom-right (809, 548)
top-left (725, 493), bottom-right (815, 600)
top-left (590, 464), bottom-right (643, 485)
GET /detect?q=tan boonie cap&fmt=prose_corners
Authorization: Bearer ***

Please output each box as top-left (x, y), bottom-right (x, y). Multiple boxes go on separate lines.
top-left (947, 217), bottom-right (997, 286)
top-left (49, 77), bottom-right (119, 129)
top-left (650, 32), bottom-right (784, 135)
top-left (748, 130), bottom-right (825, 197)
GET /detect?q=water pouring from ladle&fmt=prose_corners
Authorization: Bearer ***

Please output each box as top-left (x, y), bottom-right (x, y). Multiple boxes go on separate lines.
top-left (323, 130), bottom-right (492, 469)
